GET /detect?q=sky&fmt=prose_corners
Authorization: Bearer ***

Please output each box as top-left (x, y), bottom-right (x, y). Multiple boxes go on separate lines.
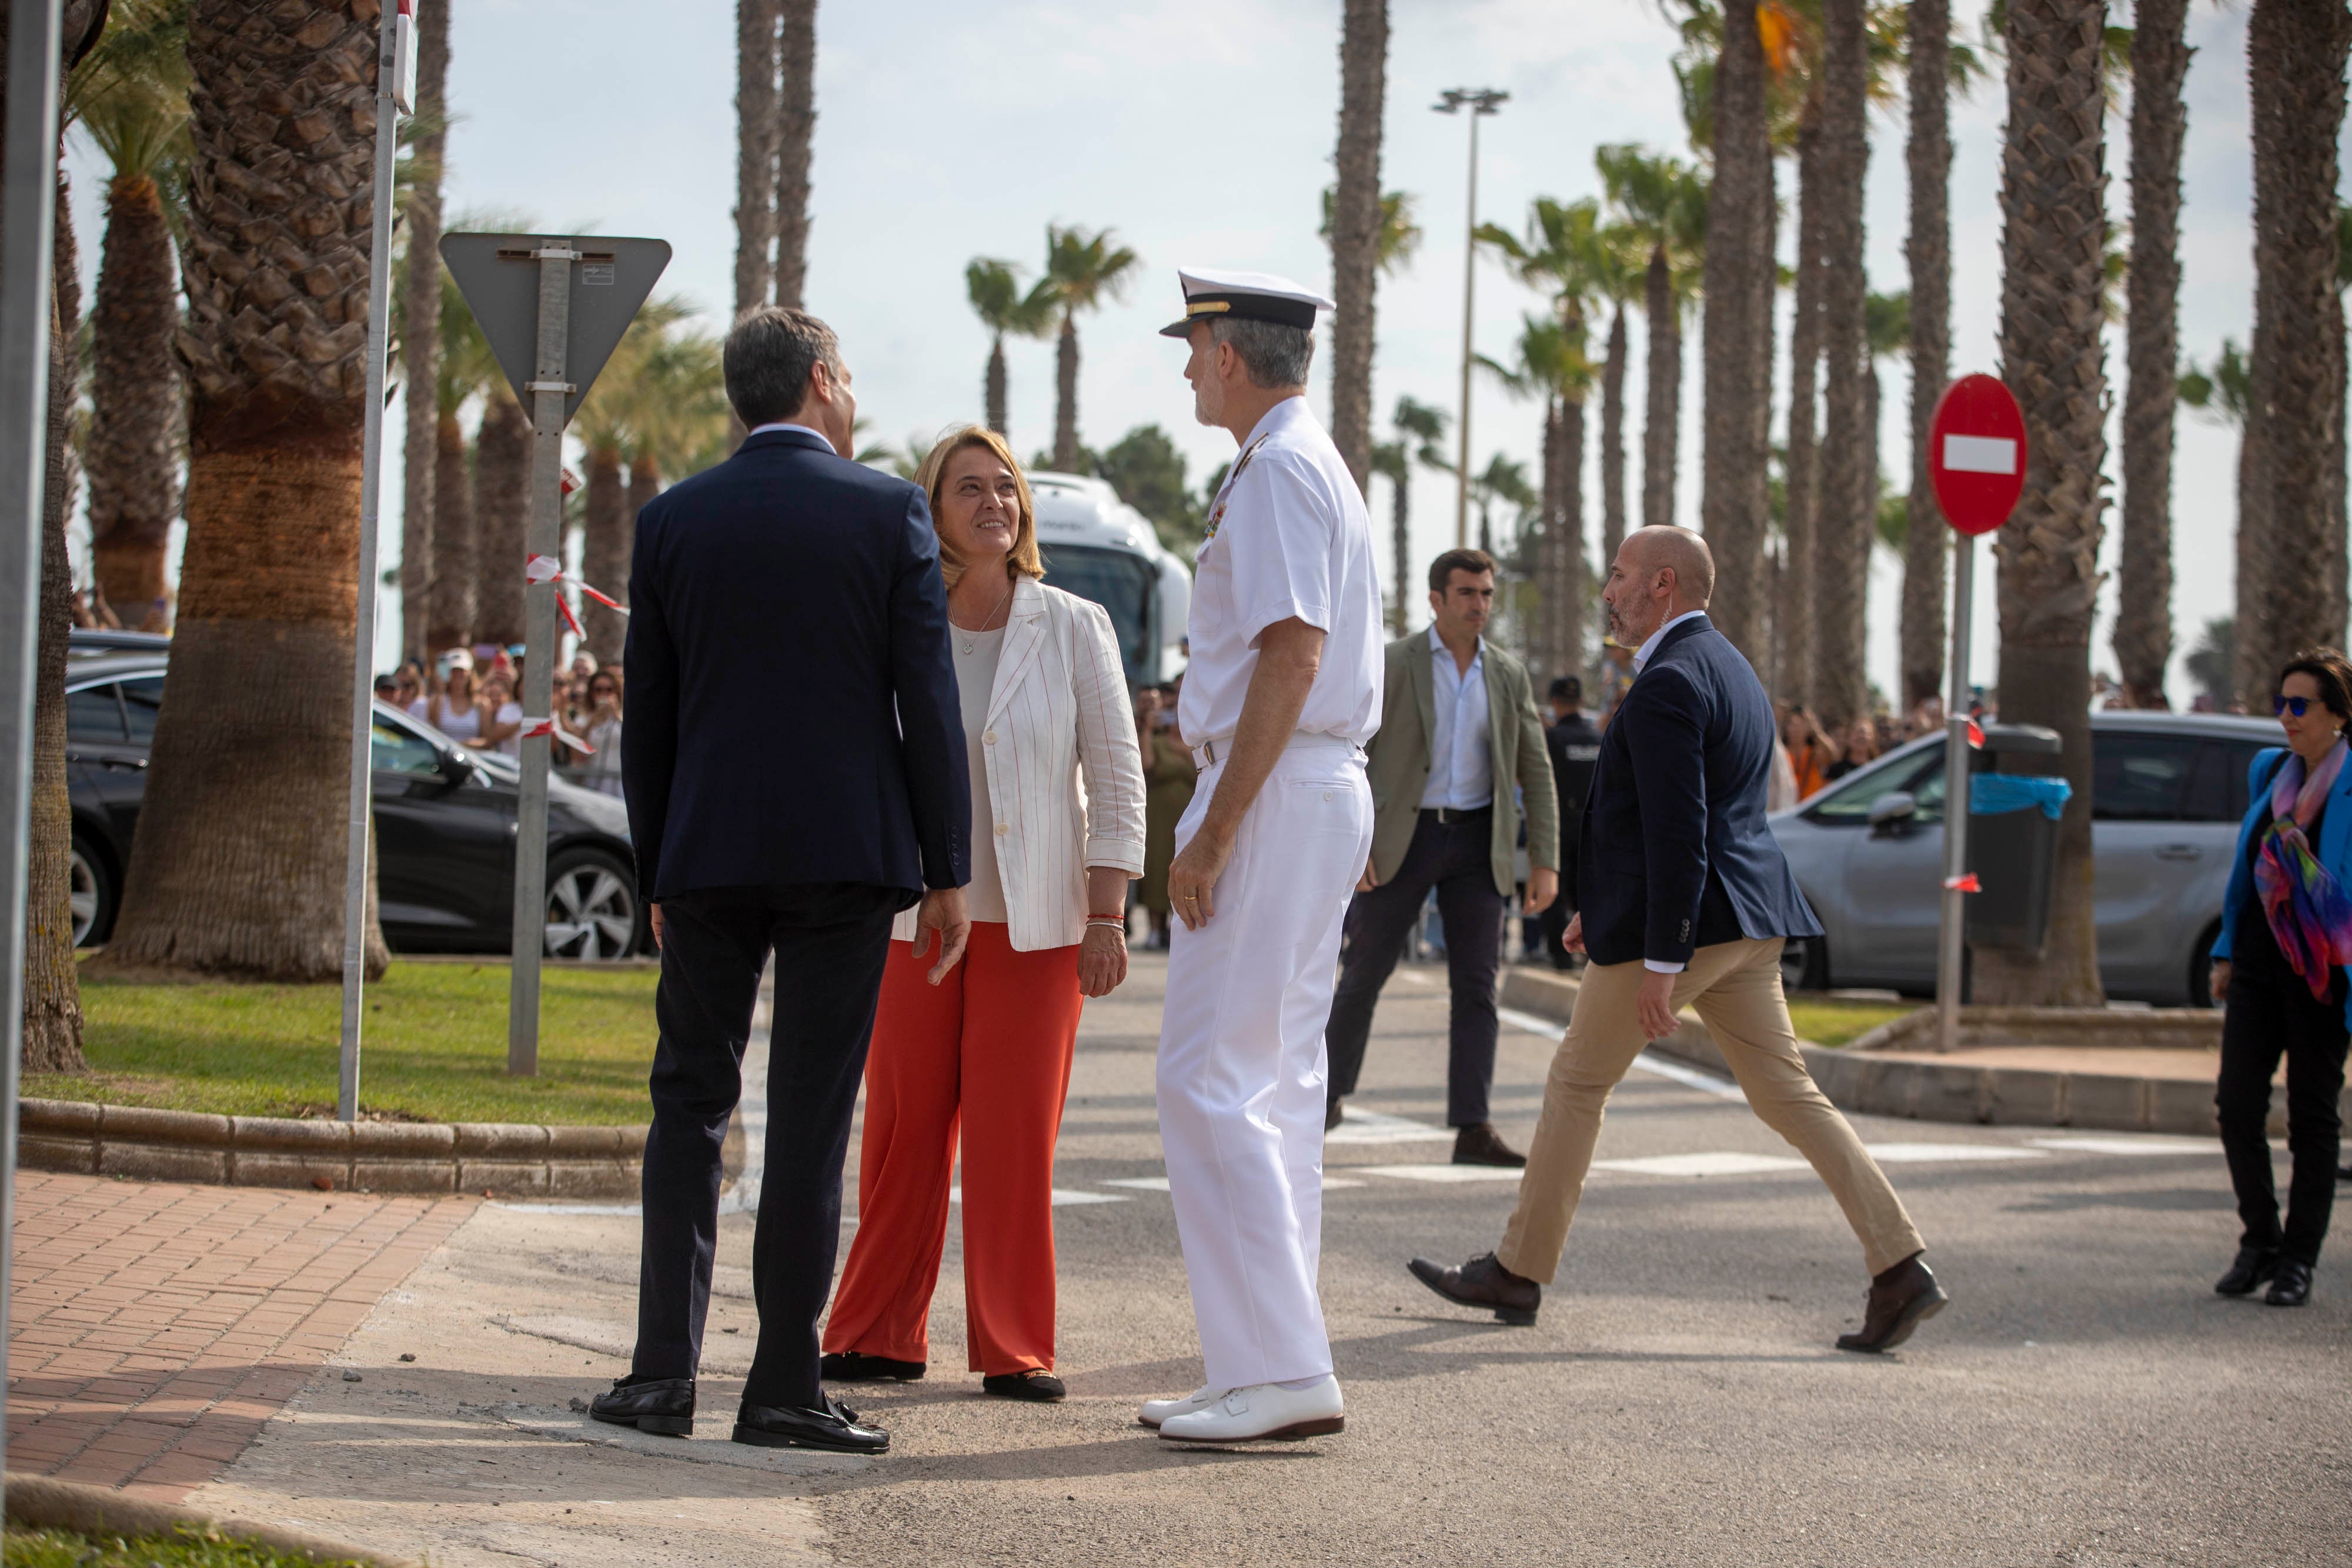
top-left (58, 0), bottom-right (2324, 698)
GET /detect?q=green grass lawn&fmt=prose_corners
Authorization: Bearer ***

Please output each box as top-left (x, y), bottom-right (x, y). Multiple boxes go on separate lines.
top-left (31, 960), bottom-right (659, 1125)
top-left (1786, 995), bottom-right (1919, 1048)
top-left (5, 1526), bottom-right (371, 1568)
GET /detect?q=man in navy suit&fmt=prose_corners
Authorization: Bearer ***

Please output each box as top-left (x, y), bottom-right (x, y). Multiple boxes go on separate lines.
top-left (590, 307), bottom-right (970, 1455)
top-left (1409, 527), bottom-right (1947, 1353)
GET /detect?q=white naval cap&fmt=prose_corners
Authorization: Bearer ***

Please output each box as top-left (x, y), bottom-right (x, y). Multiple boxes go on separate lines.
top-left (1158, 266), bottom-right (1338, 339)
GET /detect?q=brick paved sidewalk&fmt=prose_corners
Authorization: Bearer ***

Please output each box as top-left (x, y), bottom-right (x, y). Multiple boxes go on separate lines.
top-left (7, 1171), bottom-right (473, 1501)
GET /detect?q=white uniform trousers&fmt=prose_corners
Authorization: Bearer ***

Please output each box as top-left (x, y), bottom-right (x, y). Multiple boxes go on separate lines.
top-left (1157, 734), bottom-right (1373, 1389)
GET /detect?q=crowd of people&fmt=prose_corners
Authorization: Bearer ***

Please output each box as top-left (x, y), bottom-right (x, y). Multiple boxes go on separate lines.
top-left (375, 641), bottom-right (626, 797)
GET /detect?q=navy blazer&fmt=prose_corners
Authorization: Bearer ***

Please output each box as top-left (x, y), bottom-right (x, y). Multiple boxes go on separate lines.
top-left (2211, 745), bottom-right (2352, 1031)
top-left (622, 429), bottom-right (970, 903)
top-left (1578, 614), bottom-right (1820, 967)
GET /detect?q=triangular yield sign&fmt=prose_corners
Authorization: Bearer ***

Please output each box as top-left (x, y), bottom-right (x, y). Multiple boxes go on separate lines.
top-left (438, 233), bottom-right (673, 426)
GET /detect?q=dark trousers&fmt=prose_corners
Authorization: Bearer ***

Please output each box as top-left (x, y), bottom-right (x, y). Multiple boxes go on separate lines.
top-left (1534, 842), bottom-right (1581, 970)
top-left (2216, 945), bottom-right (2350, 1267)
top-left (632, 882), bottom-right (899, 1410)
top-left (1325, 807), bottom-right (1506, 1127)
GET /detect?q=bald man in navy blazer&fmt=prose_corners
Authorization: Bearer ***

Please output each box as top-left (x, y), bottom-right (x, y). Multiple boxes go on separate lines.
top-left (591, 307), bottom-right (970, 1456)
top-left (1409, 527), bottom-right (1947, 1355)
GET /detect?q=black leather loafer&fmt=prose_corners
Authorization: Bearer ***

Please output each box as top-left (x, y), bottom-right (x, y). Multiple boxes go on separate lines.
top-left (2216, 1245), bottom-right (2280, 1297)
top-left (820, 1350), bottom-right (925, 1382)
top-left (2266, 1258), bottom-right (2314, 1307)
top-left (981, 1370), bottom-right (1066, 1402)
top-left (1452, 1123), bottom-right (1528, 1168)
top-left (1836, 1253), bottom-right (1949, 1353)
top-left (1408, 1252), bottom-right (1541, 1326)
top-left (589, 1375), bottom-right (694, 1437)
top-left (733, 1395), bottom-right (889, 1454)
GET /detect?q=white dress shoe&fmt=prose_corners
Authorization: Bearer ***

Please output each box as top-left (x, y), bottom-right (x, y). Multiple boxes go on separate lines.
top-left (1156, 1379), bottom-right (1345, 1443)
top-left (1138, 1385), bottom-right (1219, 1429)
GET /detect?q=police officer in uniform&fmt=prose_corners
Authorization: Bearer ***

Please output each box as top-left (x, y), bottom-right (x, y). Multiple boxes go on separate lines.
top-left (1139, 269), bottom-right (1384, 1444)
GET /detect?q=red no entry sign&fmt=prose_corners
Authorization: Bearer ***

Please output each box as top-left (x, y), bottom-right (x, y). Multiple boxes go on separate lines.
top-left (1928, 373), bottom-right (2027, 536)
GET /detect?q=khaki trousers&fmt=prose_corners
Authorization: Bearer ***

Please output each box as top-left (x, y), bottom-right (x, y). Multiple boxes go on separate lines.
top-left (1496, 937), bottom-right (1925, 1281)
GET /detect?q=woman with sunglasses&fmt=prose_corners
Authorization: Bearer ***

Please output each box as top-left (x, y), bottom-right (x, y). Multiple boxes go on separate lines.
top-left (2207, 648), bottom-right (2352, 1307)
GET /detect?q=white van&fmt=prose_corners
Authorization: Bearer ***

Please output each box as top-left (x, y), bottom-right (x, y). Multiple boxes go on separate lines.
top-left (1026, 470), bottom-right (1192, 689)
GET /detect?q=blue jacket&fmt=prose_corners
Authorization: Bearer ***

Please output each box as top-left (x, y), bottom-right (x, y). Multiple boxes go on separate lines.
top-left (2211, 745), bottom-right (2352, 1030)
top-left (1578, 614), bottom-right (1821, 967)
top-left (621, 428), bottom-right (970, 902)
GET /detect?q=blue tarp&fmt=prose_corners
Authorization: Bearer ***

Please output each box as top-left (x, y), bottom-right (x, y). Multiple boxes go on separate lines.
top-left (1971, 773), bottom-right (2072, 820)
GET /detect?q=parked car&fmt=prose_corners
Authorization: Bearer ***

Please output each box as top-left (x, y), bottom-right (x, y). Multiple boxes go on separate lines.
top-left (1771, 711), bottom-right (2280, 1007)
top-left (64, 644), bottom-right (646, 958)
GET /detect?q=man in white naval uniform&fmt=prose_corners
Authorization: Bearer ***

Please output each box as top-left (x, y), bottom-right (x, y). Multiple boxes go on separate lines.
top-left (1141, 268), bottom-right (1384, 1444)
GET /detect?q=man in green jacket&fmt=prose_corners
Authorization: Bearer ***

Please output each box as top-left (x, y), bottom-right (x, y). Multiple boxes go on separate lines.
top-left (1324, 547), bottom-right (1559, 1165)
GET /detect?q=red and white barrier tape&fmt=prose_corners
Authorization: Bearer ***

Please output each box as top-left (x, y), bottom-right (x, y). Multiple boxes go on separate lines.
top-left (519, 714), bottom-right (593, 754)
top-left (1965, 718), bottom-right (1984, 749)
top-left (1943, 872), bottom-right (1980, 893)
top-left (525, 554), bottom-right (629, 641)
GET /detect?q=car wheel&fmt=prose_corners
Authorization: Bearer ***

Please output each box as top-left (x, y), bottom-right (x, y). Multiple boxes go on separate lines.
top-left (1781, 934), bottom-right (1829, 994)
top-left (544, 848), bottom-right (643, 960)
top-left (69, 833), bottom-right (114, 948)
top-left (2189, 921), bottom-right (2220, 1009)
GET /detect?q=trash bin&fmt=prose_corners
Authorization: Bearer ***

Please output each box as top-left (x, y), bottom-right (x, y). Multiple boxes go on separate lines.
top-left (1965, 725), bottom-right (2068, 957)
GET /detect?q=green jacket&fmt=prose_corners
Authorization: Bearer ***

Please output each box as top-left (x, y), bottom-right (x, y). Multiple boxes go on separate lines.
top-left (1365, 631), bottom-right (1559, 897)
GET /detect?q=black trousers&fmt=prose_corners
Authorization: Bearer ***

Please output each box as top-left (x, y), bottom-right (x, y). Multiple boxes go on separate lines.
top-left (1325, 807), bottom-right (1505, 1127)
top-left (1534, 841), bottom-right (1581, 970)
top-left (2216, 937), bottom-right (2350, 1267)
top-left (631, 882), bottom-right (899, 1410)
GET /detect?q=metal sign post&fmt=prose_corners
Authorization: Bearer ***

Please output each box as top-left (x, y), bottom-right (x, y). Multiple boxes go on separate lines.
top-left (0, 0), bottom-right (65, 1494)
top-left (1927, 373), bottom-right (2028, 1054)
top-left (440, 232), bottom-right (668, 1075)
top-left (336, 0), bottom-right (415, 1124)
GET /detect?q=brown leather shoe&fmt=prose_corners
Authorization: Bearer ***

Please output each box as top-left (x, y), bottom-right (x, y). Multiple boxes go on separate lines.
top-left (1407, 1252), bottom-right (1541, 1326)
top-left (1452, 1123), bottom-right (1527, 1168)
top-left (1835, 1252), bottom-right (1947, 1353)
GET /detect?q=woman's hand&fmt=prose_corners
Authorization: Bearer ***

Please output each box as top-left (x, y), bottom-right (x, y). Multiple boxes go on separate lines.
top-left (1077, 922), bottom-right (1127, 998)
top-left (2209, 959), bottom-right (2231, 1005)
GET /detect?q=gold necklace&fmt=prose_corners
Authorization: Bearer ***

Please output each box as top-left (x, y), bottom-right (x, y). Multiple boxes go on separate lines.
top-left (957, 573), bottom-right (1014, 656)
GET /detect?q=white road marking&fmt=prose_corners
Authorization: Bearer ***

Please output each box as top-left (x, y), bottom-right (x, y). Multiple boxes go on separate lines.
top-left (1495, 1005), bottom-right (1747, 1101)
top-left (1102, 1176), bottom-right (1172, 1191)
top-left (2030, 1135), bottom-right (2216, 1156)
top-left (1590, 1151), bottom-right (1809, 1177)
top-left (1862, 1142), bottom-right (2049, 1163)
top-left (1356, 1164), bottom-right (1529, 1182)
top-left (1323, 1177), bottom-right (1367, 1188)
top-left (1324, 1107), bottom-right (1455, 1144)
top-left (949, 1186), bottom-right (1127, 1206)
top-left (492, 1202), bottom-right (641, 1216)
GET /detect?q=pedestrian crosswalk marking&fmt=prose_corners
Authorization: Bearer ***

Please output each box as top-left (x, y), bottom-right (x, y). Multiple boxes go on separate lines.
top-left (1324, 1107), bottom-right (1455, 1145)
top-left (1102, 1176), bottom-right (1172, 1191)
top-left (2030, 1136), bottom-right (2214, 1156)
top-left (1355, 1164), bottom-right (1528, 1182)
top-left (1862, 1142), bottom-right (2048, 1164)
top-left (1591, 1152), bottom-right (1809, 1177)
top-left (948, 1186), bottom-right (1128, 1206)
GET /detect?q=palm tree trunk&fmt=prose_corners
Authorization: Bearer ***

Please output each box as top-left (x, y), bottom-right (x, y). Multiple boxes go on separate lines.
top-left (1390, 472), bottom-right (1411, 635)
top-left (1980, 0), bottom-right (2110, 1008)
top-left (628, 456), bottom-right (661, 547)
top-left (1539, 397), bottom-right (1563, 676)
top-left (582, 443), bottom-right (629, 668)
top-left (1601, 303), bottom-right (1627, 573)
top-left (985, 333), bottom-right (1007, 434)
top-left (397, 0), bottom-right (449, 664)
top-left (2248, 0), bottom-right (2350, 668)
top-left (25, 174), bottom-right (86, 1071)
top-left (2114, 0), bottom-right (2187, 709)
top-left (1902, 0), bottom-right (1952, 714)
top-left (426, 410), bottom-right (475, 651)
top-left (1329, 0), bottom-right (1388, 495)
top-left (1699, 0), bottom-right (1772, 663)
top-left (1813, 0), bottom-right (1872, 732)
top-left (1561, 394), bottom-right (1588, 680)
top-left (473, 393), bottom-right (530, 648)
top-left (1782, 118), bottom-right (1825, 707)
top-left (86, 170), bottom-right (181, 633)
top-left (773, 0), bottom-right (817, 310)
top-left (1642, 246), bottom-right (1676, 531)
top-left (730, 0), bottom-right (779, 446)
top-left (1053, 313), bottom-right (1080, 472)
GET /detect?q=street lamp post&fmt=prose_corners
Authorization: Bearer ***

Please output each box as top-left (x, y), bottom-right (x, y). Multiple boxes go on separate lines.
top-left (1434, 86), bottom-right (1506, 549)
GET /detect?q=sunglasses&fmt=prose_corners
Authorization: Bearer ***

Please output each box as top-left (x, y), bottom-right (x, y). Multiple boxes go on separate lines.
top-left (2274, 694), bottom-right (2321, 717)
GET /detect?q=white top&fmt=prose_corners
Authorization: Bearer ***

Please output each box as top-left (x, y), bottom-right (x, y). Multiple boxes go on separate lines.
top-left (410, 694), bottom-right (482, 744)
top-left (953, 623), bottom-right (1009, 923)
top-left (747, 420), bottom-right (836, 452)
top-left (1632, 609), bottom-right (1709, 673)
top-left (493, 700), bottom-right (523, 757)
top-left (1177, 396), bottom-right (1384, 750)
top-left (1420, 626), bottom-right (1492, 811)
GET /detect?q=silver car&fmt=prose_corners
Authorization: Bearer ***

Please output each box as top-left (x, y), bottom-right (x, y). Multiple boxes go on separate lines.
top-left (1771, 711), bottom-right (2280, 1007)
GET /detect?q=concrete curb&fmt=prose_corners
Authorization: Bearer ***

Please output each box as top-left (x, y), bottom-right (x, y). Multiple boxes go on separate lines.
top-left (1496, 967), bottom-right (2325, 1138)
top-left (18, 1098), bottom-right (649, 1198)
top-left (5, 1473), bottom-right (419, 1566)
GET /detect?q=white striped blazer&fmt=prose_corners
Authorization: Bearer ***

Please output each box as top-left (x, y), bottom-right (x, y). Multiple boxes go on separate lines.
top-left (892, 575), bottom-right (1147, 952)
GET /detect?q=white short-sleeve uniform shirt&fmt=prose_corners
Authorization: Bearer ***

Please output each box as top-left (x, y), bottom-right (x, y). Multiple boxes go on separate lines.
top-left (1177, 396), bottom-right (1384, 748)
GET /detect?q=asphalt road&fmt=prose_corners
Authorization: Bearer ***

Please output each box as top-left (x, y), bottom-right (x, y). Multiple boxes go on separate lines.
top-left (201, 951), bottom-right (2351, 1567)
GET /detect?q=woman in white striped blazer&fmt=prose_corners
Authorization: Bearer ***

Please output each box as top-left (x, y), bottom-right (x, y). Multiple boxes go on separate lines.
top-left (821, 425), bottom-right (1147, 1403)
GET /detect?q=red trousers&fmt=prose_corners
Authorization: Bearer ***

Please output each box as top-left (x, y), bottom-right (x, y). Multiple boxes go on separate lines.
top-left (821, 924), bottom-right (1083, 1374)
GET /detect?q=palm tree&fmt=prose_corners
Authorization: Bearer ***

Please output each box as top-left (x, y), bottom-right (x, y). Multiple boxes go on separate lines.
top-left (473, 390), bottom-right (530, 649)
top-left (1328, 0), bottom-right (1389, 494)
top-left (1593, 220), bottom-right (1642, 576)
top-left (76, 0), bottom-right (189, 634)
top-left (734, 0), bottom-right (779, 320)
top-left (1376, 396), bottom-right (1451, 634)
top-left (1780, 106), bottom-right (1826, 708)
top-left (774, 0), bottom-right (817, 308)
top-left (97, 0), bottom-right (392, 981)
top-left (426, 269), bottom-right (495, 653)
top-left (1981, 0), bottom-right (2110, 1008)
top-left (1481, 314), bottom-right (1596, 683)
top-left (1044, 225), bottom-right (1141, 473)
top-left (1903, 0), bottom-right (1955, 713)
top-left (396, 0), bottom-right (449, 661)
top-left (1596, 144), bottom-right (1704, 537)
top-left (575, 298), bottom-right (694, 667)
top-left (1468, 454), bottom-right (1537, 565)
top-left (2111, 0), bottom-right (2188, 710)
top-left (964, 258), bottom-right (1055, 439)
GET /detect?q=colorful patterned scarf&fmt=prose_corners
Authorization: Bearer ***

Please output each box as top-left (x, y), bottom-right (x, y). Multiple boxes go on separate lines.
top-left (2253, 739), bottom-right (2352, 1001)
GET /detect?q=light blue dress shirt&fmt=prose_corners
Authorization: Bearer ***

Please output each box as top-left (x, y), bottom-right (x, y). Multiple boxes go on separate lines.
top-left (1419, 625), bottom-right (1493, 811)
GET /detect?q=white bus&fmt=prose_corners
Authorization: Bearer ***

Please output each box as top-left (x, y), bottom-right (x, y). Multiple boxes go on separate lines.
top-left (1027, 471), bottom-right (1192, 690)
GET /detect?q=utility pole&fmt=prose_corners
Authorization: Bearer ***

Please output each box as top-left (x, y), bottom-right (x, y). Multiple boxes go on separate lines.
top-left (1434, 86), bottom-right (1506, 549)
